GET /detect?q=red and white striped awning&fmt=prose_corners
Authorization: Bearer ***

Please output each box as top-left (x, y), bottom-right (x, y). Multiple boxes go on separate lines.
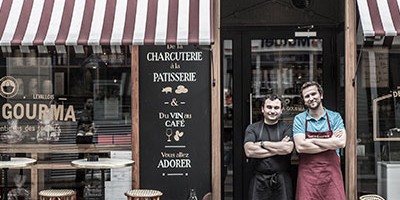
top-left (0, 0), bottom-right (213, 46)
top-left (357, 0), bottom-right (400, 37)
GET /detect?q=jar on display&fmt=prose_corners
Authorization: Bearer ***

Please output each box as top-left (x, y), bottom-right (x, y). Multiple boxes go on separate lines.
top-left (28, 78), bottom-right (38, 95)
top-left (42, 80), bottom-right (53, 94)
top-left (187, 189), bottom-right (198, 200)
top-left (16, 78), bottom-right (24, 96)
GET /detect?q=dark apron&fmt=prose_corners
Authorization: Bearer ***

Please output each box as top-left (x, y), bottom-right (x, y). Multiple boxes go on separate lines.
top-left (249, 171), bottom-right (293, 200)
top-left (248, 122), bottom-right (293, 200)
top-left (296, 114), bottom-right (345, 200)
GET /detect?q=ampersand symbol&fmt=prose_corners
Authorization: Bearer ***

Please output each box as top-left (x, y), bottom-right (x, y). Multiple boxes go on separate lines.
top-left (170, 98), bottom-right (178, 107)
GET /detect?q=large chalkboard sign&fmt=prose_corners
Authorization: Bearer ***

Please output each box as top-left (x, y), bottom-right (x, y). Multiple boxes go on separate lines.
top-left (139, 45), bottom-right (211, 199)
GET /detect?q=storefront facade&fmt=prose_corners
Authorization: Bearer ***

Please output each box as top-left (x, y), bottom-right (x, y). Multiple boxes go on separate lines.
top-left (1, 0), bottom-right (399, 200)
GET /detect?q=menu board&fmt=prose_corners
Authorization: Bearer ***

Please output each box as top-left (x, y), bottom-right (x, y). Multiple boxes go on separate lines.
top-left (139, 45), bottom-right (211, 199)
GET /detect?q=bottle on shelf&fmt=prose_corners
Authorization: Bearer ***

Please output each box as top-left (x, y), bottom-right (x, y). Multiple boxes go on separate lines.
top-left (188, 188), bottom-right (198, 200)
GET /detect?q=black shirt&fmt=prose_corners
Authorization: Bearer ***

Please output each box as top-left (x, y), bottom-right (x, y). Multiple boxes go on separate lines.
top-left (244, 120), bottom-right (293, 174)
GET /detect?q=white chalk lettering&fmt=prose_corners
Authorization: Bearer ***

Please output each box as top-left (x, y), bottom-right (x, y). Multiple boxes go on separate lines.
top-left (157, 159), bottom-right (192, 168)
top-left (153, 72), bottom-right (196, 82)
top-left (146, 52), bottom-right (203, 62)
top-left (165, 120), bottom-right (185, 127)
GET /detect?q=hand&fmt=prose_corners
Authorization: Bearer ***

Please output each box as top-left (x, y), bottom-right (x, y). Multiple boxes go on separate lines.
top-left (333, 130), bottom-right (343, 138)
top-left (281, 136), bottom-right (290, 142)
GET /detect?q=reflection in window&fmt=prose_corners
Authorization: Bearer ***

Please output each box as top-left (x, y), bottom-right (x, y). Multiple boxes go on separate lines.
top-left (0, 46), bottom-right (133, 197)
top-left (250, 38), bottom-right (323, 123)
top-left (357, 47), bottom-right (400, 198)
top-left (223, 40), bottom-right (233, 200)
top-left (0, 46), bottom-right (132, 145)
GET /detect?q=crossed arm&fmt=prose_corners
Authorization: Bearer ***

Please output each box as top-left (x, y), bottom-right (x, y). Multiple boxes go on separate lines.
top-left (293, 129), bottom-right (346, 154)
top-left (244, 136), bottom-right (294, 158)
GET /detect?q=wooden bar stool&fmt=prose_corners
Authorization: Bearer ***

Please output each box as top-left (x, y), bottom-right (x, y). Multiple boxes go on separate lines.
top-left (125, 189), bottom-right (163, 200)
top-left (38, 189), bottom-right (76, 200)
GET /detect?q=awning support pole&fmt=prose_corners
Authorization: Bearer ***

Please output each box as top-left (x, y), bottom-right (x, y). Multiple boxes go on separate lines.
top-left (345, 0), bottom-right (357, 200)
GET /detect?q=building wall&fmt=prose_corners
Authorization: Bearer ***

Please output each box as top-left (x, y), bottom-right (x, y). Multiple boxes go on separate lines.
top-left (221, 0), bottom-right (344, 27)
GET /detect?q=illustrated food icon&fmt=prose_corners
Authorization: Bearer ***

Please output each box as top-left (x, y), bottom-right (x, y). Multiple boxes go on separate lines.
top-left (175, 85), bottom-right (188, 94)
top-left (174, 130), bottom-right (184, 141)
top-left (162, 87), bottom-right (172, 93)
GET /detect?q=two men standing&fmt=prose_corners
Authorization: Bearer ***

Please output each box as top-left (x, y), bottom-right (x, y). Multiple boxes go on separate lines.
top-left (244, 81), bottom-right (346, 200)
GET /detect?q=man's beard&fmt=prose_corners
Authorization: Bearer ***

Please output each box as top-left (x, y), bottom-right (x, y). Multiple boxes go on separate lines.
top-left (265, 115), bottom-right (279, 123)
top-left (307, 100), bottom-right (321, 110)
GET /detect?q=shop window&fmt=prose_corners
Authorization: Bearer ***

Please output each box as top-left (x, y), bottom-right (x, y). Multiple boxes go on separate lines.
top-left (0, 45), bottom-right (132, 199)
top-left (357, 47), bottom-right (400, 199)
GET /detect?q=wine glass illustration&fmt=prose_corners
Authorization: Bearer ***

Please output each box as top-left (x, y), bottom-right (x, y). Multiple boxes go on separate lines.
top-left (166, 128), bottom-right (173, 142)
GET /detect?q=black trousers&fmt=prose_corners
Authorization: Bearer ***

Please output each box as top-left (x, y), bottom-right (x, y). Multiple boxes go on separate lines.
top-left (248, 171), bottom-right (293, 200)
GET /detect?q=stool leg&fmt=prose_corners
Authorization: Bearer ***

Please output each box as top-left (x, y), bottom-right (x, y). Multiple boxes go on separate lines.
top-left (101, 169), bottom-right (105, 200)
top-left (3, 168), bottom-right (9, 200)
top-left (90, 169), bottom-right (94, 184)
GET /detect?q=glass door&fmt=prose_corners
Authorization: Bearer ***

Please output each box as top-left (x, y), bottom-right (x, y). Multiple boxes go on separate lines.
top-left (247, 38), bottom-right (324, 199)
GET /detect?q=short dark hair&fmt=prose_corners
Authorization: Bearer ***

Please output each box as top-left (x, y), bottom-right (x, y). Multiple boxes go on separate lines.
top-left (300, 81), bottom-right (323, 98)
top-left (261, 94), bottom-right (283, 108)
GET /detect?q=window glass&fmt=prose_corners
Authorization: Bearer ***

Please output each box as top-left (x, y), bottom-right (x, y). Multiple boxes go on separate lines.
top-left (0, 46), bottom-right (132, 199)
top-left (250, 39), bottom-right (323, 123)
top-left (356, 47), bottom-right (400, 199)
top-left (222, 40), bottom-right (233, 199)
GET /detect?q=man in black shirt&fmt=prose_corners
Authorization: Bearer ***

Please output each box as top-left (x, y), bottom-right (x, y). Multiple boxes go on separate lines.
top-left (244, 94), bottom-right (294, 200)
top-left (76, 98), bottom-right (95, 137)
top-left (75, 98), bottom-right (95, 199)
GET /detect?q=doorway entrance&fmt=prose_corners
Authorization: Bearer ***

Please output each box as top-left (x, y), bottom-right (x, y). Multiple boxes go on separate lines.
top-left (221, 28), bottom-right (342, 200)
